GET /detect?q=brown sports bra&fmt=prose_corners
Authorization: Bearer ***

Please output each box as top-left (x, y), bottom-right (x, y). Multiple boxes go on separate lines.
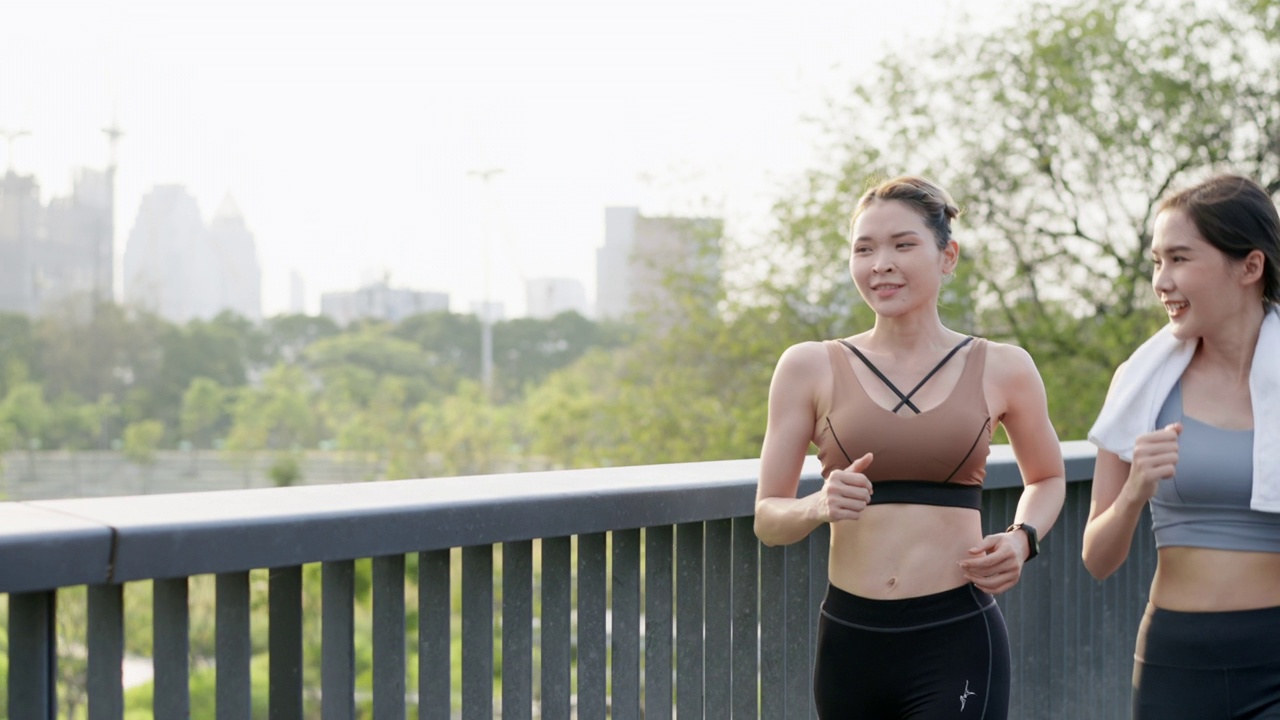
top-left (814, 337), bottom-right (993, 509)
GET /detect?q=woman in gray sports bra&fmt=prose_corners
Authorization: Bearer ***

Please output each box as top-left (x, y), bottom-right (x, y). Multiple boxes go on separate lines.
top-left (1084, 174), bottom-right (1280, 719)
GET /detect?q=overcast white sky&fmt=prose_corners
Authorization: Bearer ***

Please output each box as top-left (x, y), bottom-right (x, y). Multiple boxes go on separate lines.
top-left (0, 0), bottom-right (1013, 318)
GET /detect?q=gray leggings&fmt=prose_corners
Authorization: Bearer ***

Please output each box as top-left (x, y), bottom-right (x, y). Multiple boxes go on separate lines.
top-left (1133, 604), bottom-right (1280, 719)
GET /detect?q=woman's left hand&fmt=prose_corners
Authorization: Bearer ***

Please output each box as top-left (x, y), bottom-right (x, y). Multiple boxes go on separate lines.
top-left (957, 531), bottom-right (1026, 595)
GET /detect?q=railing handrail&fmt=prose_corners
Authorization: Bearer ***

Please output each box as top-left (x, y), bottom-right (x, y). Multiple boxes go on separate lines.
top-left (0, 440), bottom-right (1098, 593)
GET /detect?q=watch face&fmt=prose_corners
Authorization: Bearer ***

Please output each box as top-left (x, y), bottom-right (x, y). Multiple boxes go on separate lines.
top-left (1023, 524), bottom-right (1039, 559)
top-left (1010, 523), bottom-right (1038, 560)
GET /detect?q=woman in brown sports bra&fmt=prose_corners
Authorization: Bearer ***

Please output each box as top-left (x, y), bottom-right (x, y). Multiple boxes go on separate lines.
top-left (754, 176), bottom-right (1066, 720)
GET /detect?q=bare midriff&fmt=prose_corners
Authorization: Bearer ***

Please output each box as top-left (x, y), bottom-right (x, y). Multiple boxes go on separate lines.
top-left (1150, 547), bottom-right (1280, 611)
top-left (827, 503), bottom-right (984, 599)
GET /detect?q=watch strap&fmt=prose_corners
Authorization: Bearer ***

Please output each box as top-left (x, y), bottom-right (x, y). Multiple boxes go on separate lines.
top-left (1006, 522), bottom-right (1039, 561)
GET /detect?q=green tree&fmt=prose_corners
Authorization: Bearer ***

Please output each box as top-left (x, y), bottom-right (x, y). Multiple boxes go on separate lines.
top-left (305, 327), bottom-right (436, 405)
top-left (122, 419), bottom-right (165, 493)
top-left (181, 377), bottom-right (228, 474)
top-left (417, 380), bottom-right (514, 476)
top-left (0, 312), bottom-right (36, 399)
top-left (393, 311), bottom-right (481, 392)
top-left (0, 382), bottom-right (49, 482)
top-left (489, 312), bottom-right (630, 402)
top-left (261, 312), bottom-right (341, 365)
top-left (34, 302), bottom-right (168, 417)
top-left (269, 454), bottom-right (302, 487)
top-left (148, 313), bottom-right (259, 435)
top-left (328, 375), bottom-right (420, 481)
top-left (754, 0), bottom-right (1280, 440)
top-left (521, 350), bottom-right (618, 469)
top-left (224, 364), bottom-right (317, 487)
top-left (45, 395), bottom-right (107, 492)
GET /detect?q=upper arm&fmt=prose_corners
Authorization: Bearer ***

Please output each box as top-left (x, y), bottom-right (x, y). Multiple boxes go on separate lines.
top-left (1087, 362), bottom-right (1134, 520)
top-left (757, 342), bottom-right (826, 502)
top-left (989, 343), bottom-right (1065, 485)
top-left (1089, 448), bottom-right (1133, 521)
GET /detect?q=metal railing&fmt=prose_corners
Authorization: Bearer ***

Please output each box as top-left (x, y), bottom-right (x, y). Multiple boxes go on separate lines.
top-left (0, 440), bottom-right (1152, 718)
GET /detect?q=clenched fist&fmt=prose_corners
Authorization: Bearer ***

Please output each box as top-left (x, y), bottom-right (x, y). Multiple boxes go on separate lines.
top-left (1124, 422), bottom-right (1182, 504)
top-left (817, 453), bottom-right (875, 523)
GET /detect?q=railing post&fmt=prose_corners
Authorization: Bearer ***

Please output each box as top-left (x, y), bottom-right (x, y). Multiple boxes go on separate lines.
top-left (644, 526), bottom-right (674, 720)
top-left (373, 555), bottom-right (406, 719)
top-left (461, 545), bottom-right (493, 720)
top-left (216, 571), bottom-right (252, 720)
top-left (540, 537), bottom-right (572, 718)
top-left (322, 560), bottom-right (356, 720)
top-left (676, 522), bottom-right (705, 719)
top-left (501, 540), bottom-right (533, 720)
top-left (759, 544), bottom-right (786, 720)
top-left (154, 577), bottom-right (191, 718)
top-left (784, 537), bottom-right (813, 719)
top-left (418, 550), bottom-right (451, 720)
top-left (9, 590), bottom-right (57, 720)
top-left (731, 516), bottom-right (759, 720)
top-left (269, 566), bottom-right (304, 719)
top-left (705, 519), bottom-right (733, 719)
top-left (578, 532), bottom-right (608, 719)
top-left (87, 583), bottom-right (124, 720)
top-left (611, 528), bottom-right (642, 720)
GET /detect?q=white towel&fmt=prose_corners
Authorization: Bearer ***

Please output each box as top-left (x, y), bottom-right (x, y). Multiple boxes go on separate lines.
top-left (1087, 307), bottom-right (1280, 513)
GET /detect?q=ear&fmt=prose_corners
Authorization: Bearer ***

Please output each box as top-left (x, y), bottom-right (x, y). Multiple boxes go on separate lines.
top-left (942, 239), bottom-right (960, 275)
top-left (1241, 249), bottom-right (1266, 287)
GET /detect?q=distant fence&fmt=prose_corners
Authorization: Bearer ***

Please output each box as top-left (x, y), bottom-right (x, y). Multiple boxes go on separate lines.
top-left (2, 449), bottom-right (417, 499)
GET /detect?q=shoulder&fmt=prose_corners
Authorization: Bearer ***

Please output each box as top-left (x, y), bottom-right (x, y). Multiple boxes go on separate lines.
top-left (981, 339), bottom-right (1036, 374)
top-left (980, 339), bottom-right (1044, 390)
top-left (768, 341), bottom-right (833, 409)
top-left (978, 339), bottom-right (1050, 422)
top-left (774, 340), bottom-right (832, 375)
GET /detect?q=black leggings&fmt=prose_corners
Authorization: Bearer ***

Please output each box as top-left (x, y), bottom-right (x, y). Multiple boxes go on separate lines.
top-left (1133, 603), bottom-right (1280, 719)
top-left (814, 583), bottom-right (1010, 720)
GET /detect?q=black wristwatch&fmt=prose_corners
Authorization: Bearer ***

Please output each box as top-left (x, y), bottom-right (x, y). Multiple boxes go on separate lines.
top-left (1006, 522), bottom-right (1040, 561)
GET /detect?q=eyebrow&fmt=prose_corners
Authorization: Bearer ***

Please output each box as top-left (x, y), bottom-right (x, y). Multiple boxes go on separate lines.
top-left (1152, 244), bottom-right (1197, 255)
top-left (853, 230), bottom-right (922, 243)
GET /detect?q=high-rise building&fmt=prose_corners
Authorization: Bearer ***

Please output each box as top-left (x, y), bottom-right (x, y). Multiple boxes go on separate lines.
top-left (123, 186), bottom-right (262, 323)
top-left (320, 279), bottom-right (449, 326)
top-left (0, 167), bottom-right (115, 316)
top-left (594, 207), bottom-right (722, 320)
top-left (207, 195), bottom-right (262, 322)
top-left (289, 270), bottom-right (306, 315)
top-left (0, 170), bottom-right (42, 314)
top-left (42, 168), bottom-right (115, 311)
top-left (525, 277), bottom-right (587, 319)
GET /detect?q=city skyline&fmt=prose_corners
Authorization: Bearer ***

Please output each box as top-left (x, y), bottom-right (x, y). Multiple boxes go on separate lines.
top-left (1, 0), bottom-right (1015, 319)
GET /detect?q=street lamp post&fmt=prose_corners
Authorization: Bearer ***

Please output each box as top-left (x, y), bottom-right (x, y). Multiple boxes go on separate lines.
top-left (467, 168), bottom-right (503, 401)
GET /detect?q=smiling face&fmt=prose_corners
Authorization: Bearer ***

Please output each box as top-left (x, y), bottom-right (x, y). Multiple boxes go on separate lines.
top-left (849, 199), bottom-right (958, 317)
top-left (1150, 208), bottom-right (1254, 340)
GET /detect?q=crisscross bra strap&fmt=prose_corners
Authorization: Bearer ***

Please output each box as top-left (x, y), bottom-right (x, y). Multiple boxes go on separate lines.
top-left (837, 336), bottom-right (975, 414)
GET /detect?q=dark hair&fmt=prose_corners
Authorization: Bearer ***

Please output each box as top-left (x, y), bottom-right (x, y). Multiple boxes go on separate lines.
top-left (850, 176), bottom-right (961, 250)
top-left (1157, 174), bottom-right (1280, 306)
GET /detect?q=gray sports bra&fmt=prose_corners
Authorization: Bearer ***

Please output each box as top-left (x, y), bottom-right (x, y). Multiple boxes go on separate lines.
top-left (1150, 380), bottom-right (1280, 552)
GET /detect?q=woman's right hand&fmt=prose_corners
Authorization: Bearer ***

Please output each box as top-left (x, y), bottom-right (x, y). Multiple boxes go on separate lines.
top-left (1123, 423), bottom-right (1182, 504)
top-left (817, 452), bottom-right (875, 522)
